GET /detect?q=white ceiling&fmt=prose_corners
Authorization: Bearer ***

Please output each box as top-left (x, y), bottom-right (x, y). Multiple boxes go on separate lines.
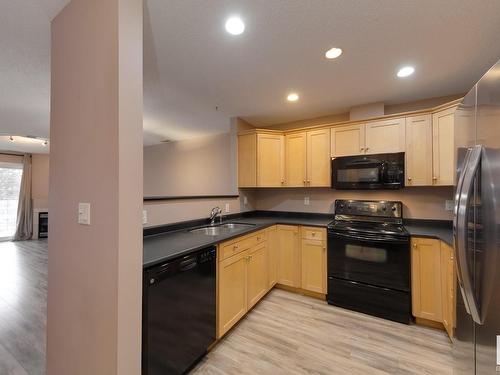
top-left (2, 1), bottom-right (500, 150)
top-left (145, 0), bottom-right (500, 142)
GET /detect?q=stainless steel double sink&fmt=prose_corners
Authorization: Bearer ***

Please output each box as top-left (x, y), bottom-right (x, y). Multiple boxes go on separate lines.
top-left (189, 222), bottom-right (255, 236)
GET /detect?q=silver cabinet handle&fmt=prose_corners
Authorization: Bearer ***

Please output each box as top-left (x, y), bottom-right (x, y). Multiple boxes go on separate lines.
top-left (454, 145), bottom-right (483, 324)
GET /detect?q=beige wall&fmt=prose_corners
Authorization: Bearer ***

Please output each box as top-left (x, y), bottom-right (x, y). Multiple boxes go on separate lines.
top-left (144, 191), bottom-right (256, 227)
top-left (252, 187), bottom-right (454, 220)
top-left (47, 0), bottom-right (143, 374)
top-left (144, 132), bottom-right (237, 197)
top-left (32, 153), bottom-right (49, 209)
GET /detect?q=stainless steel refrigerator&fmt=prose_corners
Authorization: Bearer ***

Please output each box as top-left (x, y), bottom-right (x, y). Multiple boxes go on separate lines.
top-left (453, 59), bottom-right (500, 374)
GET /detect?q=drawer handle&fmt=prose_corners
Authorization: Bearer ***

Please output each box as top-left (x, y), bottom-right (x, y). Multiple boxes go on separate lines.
top-left (233, 245), bottom-right (239, 250)
top-left (311, 232), bottom-right (316, 236)
top-left (257, 236), bottom-right (261, 241)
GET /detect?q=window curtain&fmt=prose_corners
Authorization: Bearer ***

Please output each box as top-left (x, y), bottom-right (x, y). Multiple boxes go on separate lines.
top-left (13, 154), bottom-right (32, 241)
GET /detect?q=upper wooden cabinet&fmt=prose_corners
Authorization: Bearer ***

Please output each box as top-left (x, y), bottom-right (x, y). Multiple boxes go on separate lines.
top-left (238, 100), bottom-right (459, 188)
top-left (285, 129), bottom-right (330, 187)
top-left (285, 133), bottom-right (307, 187)
top-left (330, 124), bottom-right (365, 157)
top-left (365, 118), bottom-right (406, 154)
top-left (330, 118), bottom-right (405, 157)
top-left (405, 114), bottom-right (433, 186)
top-left (306, 129), bottom-right (331, 187)
top-left (432, 107), bottom-right (455, 186)
top-left (238, 132), bottom-right (284, 187)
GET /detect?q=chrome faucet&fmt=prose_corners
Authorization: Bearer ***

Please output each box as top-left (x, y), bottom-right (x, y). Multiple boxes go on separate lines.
top-left (209, 207), bottom-right (222, 225)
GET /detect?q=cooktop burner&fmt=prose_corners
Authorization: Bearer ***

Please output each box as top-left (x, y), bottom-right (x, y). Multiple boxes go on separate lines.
top-left (328, 199), bottom-right (409, 237)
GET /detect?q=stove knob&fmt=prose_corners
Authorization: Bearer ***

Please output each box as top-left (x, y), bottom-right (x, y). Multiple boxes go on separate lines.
top-left (392, 206), bottom-right (397, 212)
top-left (381, 205), bottom-right (387, 211)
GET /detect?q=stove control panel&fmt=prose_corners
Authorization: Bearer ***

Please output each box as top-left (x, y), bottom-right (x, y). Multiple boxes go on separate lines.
top-left (334, 200), bottom-right (403, 218)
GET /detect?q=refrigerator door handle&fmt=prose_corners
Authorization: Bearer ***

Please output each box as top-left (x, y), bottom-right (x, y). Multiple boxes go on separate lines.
top-left (454, 145), bottom-right (483, 325)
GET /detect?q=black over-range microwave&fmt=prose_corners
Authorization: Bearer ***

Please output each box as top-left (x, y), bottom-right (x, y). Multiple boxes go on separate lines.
top-left (332, 152), bottom-right (405, 190)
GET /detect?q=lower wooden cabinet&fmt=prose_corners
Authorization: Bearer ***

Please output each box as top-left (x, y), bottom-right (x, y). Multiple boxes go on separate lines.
top-left (266, 225), bottom-right (278, 289)
top-left (247, 243), bottom-right (269, 309)
top-left (411, 237), bottom-right (456, 339)
top-left (276, 225), bottom-right (301, 287)
top-left (218, 250), bottom-right (249, 337)
top-left (300, 227), bottom-right (327, 294)
top-left (441, 242), bottom-right (456, 338)
top-left (217, 225), bottom-right (328, 338)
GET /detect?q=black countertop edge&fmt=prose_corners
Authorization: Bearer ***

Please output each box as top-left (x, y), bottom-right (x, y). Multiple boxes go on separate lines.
top-left (403, 218), bottom-right (453, 228)
top-left (144, 194), bottom-right (239, 202)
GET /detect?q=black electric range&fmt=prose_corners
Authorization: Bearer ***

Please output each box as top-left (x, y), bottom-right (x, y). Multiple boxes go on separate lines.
top-left (327, 200), bottom-right (411, 324)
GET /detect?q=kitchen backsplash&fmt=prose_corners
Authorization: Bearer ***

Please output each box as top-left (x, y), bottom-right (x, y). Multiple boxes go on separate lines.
top-left (252, 186), bottom-right (454, 220)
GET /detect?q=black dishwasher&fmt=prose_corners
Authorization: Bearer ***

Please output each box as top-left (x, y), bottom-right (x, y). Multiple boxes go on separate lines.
top-left (142, 246), bottom-right (216, 375)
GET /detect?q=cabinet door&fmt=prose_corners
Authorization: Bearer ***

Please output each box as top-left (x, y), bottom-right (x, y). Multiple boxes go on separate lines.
top-left (276, 225), bottom-right (301, 287)
top-left (247, 243), bottom-right (269, 309)
top-left (257, 134), bottom-right (284, 187)
top-left (238, 134), bottom-right (257, 187)
top-left (266, 226), bottom-right (278, 289)
top-left (330, 124), bottom-right (365, 157)
top-left (365, 117), bottom-right (406, 154)
top-left (405, 115), bottom-right (432, 186)
top-left (441, 242), bottom-right (455, 339)
top-left (306, 129), bottom-right (331, 187)
top-left (218, 250), bottom-right (248, 337)
top-left (285, 133), bottom-right (306, 187)
top-left (432, 108), bottom-right (455, 186)
top-left (301, 238), bottom-right (327, 294)
top-left (411, 238), bottom-right (443, 322)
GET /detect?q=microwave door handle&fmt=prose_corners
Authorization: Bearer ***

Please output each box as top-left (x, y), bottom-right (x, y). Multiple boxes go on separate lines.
top-left (454, 145), bottom-right (483, 324)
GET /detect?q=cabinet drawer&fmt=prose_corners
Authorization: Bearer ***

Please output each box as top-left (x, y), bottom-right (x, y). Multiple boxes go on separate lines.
top-left (219, 230), bottom-right (267, 261)
top-left (301, 226), bottom-right (326, 241)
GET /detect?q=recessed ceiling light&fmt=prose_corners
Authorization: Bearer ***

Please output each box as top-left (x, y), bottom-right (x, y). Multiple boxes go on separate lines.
top-left (287, 93), bottom-right (299, 102)
top-left (325, 47), bottom-right (342, 59)
top-left (397, 66), bottom-right (415, 78)
top-left (225, 16), bottom-right (245, 35)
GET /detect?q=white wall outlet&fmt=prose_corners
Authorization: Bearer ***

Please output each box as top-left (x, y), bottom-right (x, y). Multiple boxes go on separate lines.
top-left (225, 203), bottom-right (230, 213)
top-left (445, 200), bottom-right (455, 211)
top-left (142, 210), bottom-right (148, 225)
top-left (78, 203), bottom-right (91, 225)
top-left (243, 196), bottom-right (248, 206)
top-left (304, 196), bottom-right (310, 206)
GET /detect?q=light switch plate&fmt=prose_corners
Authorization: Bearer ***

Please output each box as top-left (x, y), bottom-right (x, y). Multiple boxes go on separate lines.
top-left (225, 203), bottom-right (230, 213)
top-left (78, 203), bottom-right (91, 225)
top-left (142, 210), bottom-right (148, 225)
top-left (304, 196), bottom-right (310, 206)
top-left (445, 200), bottom-right (454, 211)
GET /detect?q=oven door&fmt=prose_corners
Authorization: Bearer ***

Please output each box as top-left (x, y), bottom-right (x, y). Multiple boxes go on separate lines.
top-left (328, 231), bottom-right (410, 291)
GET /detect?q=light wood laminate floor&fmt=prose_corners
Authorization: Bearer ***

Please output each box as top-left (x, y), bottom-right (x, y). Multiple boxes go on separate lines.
top-left (194, 289), bottom-right (454, 375)
top-left (0, 240), bottom-right (453, 375)
top-left (0, 240), bottom-right (47, 375)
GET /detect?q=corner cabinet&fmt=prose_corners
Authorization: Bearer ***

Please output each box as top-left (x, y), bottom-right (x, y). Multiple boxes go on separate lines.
top-left (238, 131), bottom-right (284, 188)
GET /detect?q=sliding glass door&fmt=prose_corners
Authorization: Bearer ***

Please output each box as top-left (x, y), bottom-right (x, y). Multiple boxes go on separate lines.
top-left (0, 163), bottom-right (23, 241)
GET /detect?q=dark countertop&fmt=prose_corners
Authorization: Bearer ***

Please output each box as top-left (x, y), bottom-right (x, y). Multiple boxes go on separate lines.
top-left (143, 211), bottom-right (454, 269)
top-left (143, 211), bottom-right (332, 269)
top-left (404, 219), bottom-right (453, 246)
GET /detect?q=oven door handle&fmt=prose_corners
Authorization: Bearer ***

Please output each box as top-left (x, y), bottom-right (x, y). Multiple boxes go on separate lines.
top-left (329, 231), bottom-right (409, 244)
